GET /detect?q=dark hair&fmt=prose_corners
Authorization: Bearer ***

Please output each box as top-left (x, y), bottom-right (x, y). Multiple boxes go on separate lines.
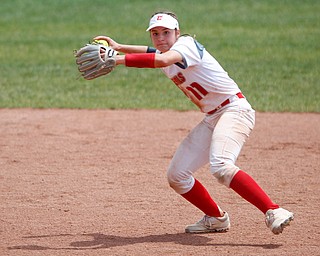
top-left (151, 11), bottom-right (178, 21)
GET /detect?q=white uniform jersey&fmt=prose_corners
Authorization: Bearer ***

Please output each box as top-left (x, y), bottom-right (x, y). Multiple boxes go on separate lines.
top-left (161, 36), bottom-right (241, 113)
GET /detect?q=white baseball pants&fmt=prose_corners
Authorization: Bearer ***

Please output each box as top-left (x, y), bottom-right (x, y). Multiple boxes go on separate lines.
top-left (167, 98), bottom-right (255, 194)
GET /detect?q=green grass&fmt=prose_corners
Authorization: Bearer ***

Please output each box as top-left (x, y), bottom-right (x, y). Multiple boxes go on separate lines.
top-left (0, 0), bottom-right (319, 112)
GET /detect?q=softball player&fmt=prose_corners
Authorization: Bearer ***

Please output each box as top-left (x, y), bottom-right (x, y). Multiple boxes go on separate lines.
top-left (94, 11), bottom-right (294, 234)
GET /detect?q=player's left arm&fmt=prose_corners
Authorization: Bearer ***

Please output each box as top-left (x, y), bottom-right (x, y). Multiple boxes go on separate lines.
top-left (116, 50), bottom-right (183, 68)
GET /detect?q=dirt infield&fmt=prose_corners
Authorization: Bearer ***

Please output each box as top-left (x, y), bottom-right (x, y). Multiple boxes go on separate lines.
top-left (0, 109), bottom-right (319, 256)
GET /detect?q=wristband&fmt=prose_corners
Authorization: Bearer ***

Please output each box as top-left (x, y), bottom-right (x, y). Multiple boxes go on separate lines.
top-left (125, 53), bottom-right (156, 68)
top-left (146, 46), bottom-right (157, 53)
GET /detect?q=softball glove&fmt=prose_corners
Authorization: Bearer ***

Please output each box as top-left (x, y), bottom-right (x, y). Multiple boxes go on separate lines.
top-left (74, 43), bottom-right (118, 80)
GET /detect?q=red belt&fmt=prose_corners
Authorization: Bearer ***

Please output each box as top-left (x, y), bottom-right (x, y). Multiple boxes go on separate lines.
top-left (207, 92), bottom-right (245, 115)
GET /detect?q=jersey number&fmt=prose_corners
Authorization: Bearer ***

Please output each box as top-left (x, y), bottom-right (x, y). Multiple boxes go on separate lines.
top-left (186, 82), bottom-right (208, 101)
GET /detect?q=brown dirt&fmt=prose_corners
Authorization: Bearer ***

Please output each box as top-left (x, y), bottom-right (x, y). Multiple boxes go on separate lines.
top-left (0, 109), bottom-right (319, 256)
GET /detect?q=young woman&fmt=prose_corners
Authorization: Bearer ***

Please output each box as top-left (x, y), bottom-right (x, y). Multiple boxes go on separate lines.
top-left (94, 11), bottom-right (294, 234)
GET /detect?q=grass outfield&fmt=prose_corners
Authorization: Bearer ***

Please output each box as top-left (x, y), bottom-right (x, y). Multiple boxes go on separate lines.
top-left (0, 0), bottom-right (319, 112)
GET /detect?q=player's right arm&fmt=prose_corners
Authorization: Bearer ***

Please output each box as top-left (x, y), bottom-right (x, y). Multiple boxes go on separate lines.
top-left (93, 36), bottom-right (148, 53)
top-left (93, 36), bottom-right (183, 68)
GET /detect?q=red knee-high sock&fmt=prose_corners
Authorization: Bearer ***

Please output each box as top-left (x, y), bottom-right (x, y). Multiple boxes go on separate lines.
top-left (230, 170), bottom-right (279, 214)
top-left (181, 179), bottom-right (222, 217)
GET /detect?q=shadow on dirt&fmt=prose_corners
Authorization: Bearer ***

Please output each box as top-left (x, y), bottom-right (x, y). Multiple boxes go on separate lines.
top-left (8, 232), bottom-right (282, 250)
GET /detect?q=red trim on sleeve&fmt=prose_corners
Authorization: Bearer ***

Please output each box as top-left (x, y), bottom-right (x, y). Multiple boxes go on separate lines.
top-left (125, 53), bottom-right (156, 68)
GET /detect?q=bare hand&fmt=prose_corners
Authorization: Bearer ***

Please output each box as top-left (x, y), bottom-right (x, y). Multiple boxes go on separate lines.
top-left (93, 36), bottom-right (121, 51)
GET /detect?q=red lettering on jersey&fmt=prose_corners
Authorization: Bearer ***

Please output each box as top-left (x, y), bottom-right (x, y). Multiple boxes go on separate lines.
top-left (157, 16), bottom-right (163, 20)
top-left (186, 82), bottom-right (208, 101)
top-left (186, 87), bottom-right (202, 100)
top-left (189, 82), bottom-right (208, 96)
top-left (171, 72), bottom-right (186, 86)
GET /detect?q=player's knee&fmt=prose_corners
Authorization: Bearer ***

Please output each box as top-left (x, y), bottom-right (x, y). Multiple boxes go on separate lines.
top-left (167, 167), bottom-right (194, 194)
top-left (210, 161), bottom-right (239, 187)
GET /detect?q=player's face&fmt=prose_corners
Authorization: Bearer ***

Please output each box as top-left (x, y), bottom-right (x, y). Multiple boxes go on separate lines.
top-left (150, 27), bottom-right (180, 52)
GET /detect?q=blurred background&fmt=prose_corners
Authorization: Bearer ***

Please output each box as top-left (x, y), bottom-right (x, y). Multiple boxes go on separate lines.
top-left (0, 0), bottom-right (319, 112)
